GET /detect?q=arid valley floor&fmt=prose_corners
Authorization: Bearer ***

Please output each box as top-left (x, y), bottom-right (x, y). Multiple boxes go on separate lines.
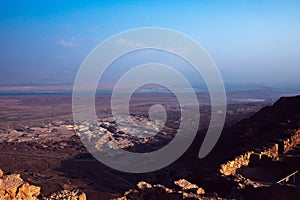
top-left (0, 87), bottom-right (300, 199)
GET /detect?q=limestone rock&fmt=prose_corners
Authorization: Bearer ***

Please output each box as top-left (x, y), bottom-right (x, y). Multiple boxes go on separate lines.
top-left (0, 169), bottom-right (41, 200)
top-left (0, 174), bottom-right (24, 191)
top-left (16, 183), bottom-right (41, 199)
top-left (118, 179), bottom-right (207, 200)
top-left (174, 179), bottom-right (205, 195)
top-left (44, 189), bottom-right (86, 200)
top-left (174, 179), bottom-right (198, 190)
top-left (137, 181), bottom-right (152, 190)
top-left (196, 188), bottom-right (205, 195)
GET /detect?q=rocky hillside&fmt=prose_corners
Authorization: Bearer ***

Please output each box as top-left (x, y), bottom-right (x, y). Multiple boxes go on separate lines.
top-left (214, 95), bottom-right (300, 161)
top-left (1, 95), bottom-right (300, 199)
top-left (112, 95), bottom-right (300, 199)
top-left (236, 95), bottom-right (300, 139)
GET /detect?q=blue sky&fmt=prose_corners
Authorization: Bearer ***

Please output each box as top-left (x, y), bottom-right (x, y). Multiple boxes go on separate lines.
top-left (0, 0), bottom-right (299, 88)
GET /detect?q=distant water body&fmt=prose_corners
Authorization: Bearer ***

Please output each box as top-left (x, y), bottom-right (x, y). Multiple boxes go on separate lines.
top-left (0, 91), bottom-right (73, 96)
top-left (0, 90), bottom-right (198, 96)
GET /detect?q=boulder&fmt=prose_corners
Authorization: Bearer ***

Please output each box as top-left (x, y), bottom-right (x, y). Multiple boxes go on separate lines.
top-left (0, 170), bottom-right (41, 200)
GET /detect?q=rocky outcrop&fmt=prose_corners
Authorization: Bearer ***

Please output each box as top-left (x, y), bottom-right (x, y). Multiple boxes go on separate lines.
top-left (43, 189), bottom-right (86, 200)
top-left (116, 182), bottom-right (181, 200)
top-left (116, 179), bottom-right (217, 200)
top-left (0, 169), bottom-right (87, 200)
top-left (174, 179), bottom-right (205, 195)
top-left (0, 170), bottom-right (41, 200)
top-left (220, 129), bottom-right (300, 176)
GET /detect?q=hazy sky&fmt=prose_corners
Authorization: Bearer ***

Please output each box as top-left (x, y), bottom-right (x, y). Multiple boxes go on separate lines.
top-left (0, 0), bottom-right (299, 88)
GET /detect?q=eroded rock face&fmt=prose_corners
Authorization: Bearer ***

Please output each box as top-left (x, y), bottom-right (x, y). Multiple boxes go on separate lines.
top-left (0, 171), bottom-right (41, 200)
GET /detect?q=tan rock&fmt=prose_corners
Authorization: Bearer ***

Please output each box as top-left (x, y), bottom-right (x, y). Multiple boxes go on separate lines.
top-left (0, 174), bottom-right (24, 190)
top-left (79, 192), bottom-right (87, 200)
top-left (196, 187), bottom-right (205, 195)
top-left (5, 186), bottom-right (17, 198)
top-left (119, 178), bottom-right (206, 200)
top-left (174, 179), bottom-right (198, 190)
top-left (16, 183), bottom-right (41, 199)
top-left (137, 181), bottom-right (152, 190)
top-left (43, 189), bottom-right (86, 200)
top-left (174, 179), bottom-right (205, 196)
top-left (0, 171), bottom-right (40, 200)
